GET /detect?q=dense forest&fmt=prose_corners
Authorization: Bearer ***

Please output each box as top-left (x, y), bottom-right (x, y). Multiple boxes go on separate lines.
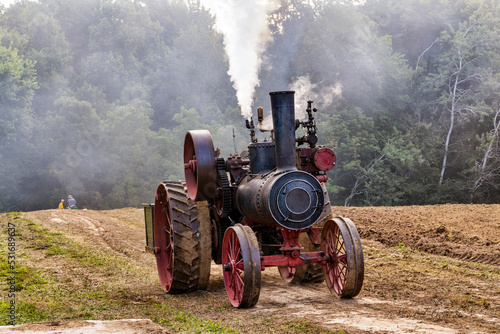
top-left (0, 0), bottom-right (499, 211)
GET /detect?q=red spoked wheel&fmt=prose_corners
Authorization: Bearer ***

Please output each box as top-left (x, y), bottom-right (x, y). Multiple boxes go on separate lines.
top-left (321, 217), bottom-right (364, 298)
top-left (154, 183), bottom-right (174, 292)
top-left (222, 224), bottom-right (261, 308)
top-left (184, 130), bottom-right (217, 201)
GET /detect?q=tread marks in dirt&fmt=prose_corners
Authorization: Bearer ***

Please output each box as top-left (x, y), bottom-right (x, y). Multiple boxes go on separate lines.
top-left (359, 225), bottom-right (500, 266)
top-left (335, 206), bottom-right (500, 267)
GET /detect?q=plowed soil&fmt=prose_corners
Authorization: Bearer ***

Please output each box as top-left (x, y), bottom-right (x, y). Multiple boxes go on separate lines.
top-left (2, 204), bottom-right (499, 333)
top-left (336, 204), bottom-right (500, 266)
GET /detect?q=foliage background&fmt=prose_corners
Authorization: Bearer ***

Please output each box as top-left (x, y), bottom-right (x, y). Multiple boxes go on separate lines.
top-left (0, 0), bottom-right (499, 211)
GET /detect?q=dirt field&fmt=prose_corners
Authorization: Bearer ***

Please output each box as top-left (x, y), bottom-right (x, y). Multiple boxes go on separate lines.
top-left (1, 204), bottom-right (499, 333)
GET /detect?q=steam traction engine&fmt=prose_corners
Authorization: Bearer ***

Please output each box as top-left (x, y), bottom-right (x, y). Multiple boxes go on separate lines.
top-left (143, 91), bottom-right (364, 308)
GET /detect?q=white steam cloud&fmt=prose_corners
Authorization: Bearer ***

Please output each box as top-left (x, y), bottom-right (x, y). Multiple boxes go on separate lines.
top-left (258, 75), bottom-right (342, 131)
top-left (200, 0), bottom-right (280, 119)
top-left (289, 75), bottom-right (342, 119)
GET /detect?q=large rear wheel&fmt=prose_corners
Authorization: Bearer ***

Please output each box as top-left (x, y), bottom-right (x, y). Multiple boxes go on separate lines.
top-left (154, 181), bottom-right (212, 293)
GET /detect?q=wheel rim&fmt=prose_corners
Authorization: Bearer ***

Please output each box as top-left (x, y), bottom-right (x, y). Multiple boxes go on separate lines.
top-left (321, 218), bottom-right (364, 298)
top-left (154, 183), bottom-right (174, 292)
top-left (223, 228), bottom-right (244, 306)
top-left (222, 225), bottom-right (261, 308)
top-left (323, 222), bottom-right (348, 295)
top-left (278, 266), bottom-right (296, 283)
top-left (184, 130), bottom-right (217, 201)
top-left (343, 217), bottom-right (365, 297)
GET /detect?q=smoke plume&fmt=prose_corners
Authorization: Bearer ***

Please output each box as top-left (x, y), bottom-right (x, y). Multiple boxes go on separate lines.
top-left (257, 75), bottom-right (342, 131)
top-left (289, 76), bottom-right (342, 119)
top-left (200, 0), bottom-right (279, 119)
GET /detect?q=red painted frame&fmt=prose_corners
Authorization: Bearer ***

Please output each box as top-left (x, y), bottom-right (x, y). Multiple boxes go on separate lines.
top-left (258, 227), bottom-right (328, 270)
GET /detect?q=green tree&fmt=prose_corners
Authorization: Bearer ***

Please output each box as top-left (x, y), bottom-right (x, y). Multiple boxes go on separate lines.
top-left (42, 96), bottom-right (104, 203)
top-left (320, 107), bottom-right (379, 206)
top-left (361, 134), bottom-right (426, 206)
top-left (0, 43), bottom-right (37, 211)
top-left (0, 44), bottom-right (37, 143)
top-left (1, 1), bottom-right (73, 115)
top-left (469, 108), bottom-right (500, 202)
top-left (99, 100), bottom-right (158, 208)
top-left (293, 2), bottom-right (411, 114)
top-left (151, 7), bottom-right (234, 129)
top-left (83, 0), bottom-right (162, 103)
top-left (418, 4), bottom-right (500, 187)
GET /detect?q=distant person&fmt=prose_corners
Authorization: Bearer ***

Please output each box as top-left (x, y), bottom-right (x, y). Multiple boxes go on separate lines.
top-left (67, 195), bottom-right (77, 209)
top-left (58, 199), bottom-right (64, 209)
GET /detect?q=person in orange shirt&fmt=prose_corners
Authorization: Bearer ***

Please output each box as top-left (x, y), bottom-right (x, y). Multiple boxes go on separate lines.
top-left (58, 199), bottom-right (64, 209)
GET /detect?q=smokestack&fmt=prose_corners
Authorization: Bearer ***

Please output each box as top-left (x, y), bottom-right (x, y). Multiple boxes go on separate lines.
top-left (270, 91), bottom-right (296, 170)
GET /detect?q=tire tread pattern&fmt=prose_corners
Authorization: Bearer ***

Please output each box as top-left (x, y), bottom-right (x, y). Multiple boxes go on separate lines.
top-left (163, 181), bottom-right (211, 293)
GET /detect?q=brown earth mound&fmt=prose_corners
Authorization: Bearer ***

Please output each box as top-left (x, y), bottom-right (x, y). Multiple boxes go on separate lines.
top-left (335, 204), bottom-right (500, 265)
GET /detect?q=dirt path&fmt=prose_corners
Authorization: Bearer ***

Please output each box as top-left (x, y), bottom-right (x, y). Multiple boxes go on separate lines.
top-left (3, 205), bottom-right (499, 333)
top-left (0, 319), bottom-right (169, 333)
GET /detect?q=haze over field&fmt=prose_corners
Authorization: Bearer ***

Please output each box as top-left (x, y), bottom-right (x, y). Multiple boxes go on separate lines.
top-left (0, 0), bottom-right (499, 211)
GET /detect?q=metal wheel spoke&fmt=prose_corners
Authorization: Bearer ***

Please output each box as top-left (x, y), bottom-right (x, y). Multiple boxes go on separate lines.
top-left (229, 265), bottom-right (244, 302)
top-left (321, 217), bottom-right (365, 298)
top-left (228, 234), bottom-right (234, 258)
top-left (327, 230), bottom-right (335, 251)
top-left (339, 265), bottom-right (347, 280)
top-left (328, 265), bottom-right (335, 282)
top-left (229, 234), bottom-right (237, 260)
top-left (333, 267), bottom-right (342, 294)
top-left (232, 235), bottom-right (241, 261)
top-left (336, 236), bottom-right (345, 254)
top-left (322, 219), bottom-right (353, 297)
top-left (165, 225), bottom-right (172, 240)
top-left (230, 271), bottom-right (237, 288)
top-left (236, 271), bottom-right (244, 286)
top-left (235, 281), bottom-right (243, 302)
top-left (165, 207), bottom-right (172, 225)
top-left (327, 238), bottom-right (335, 255)
top-left (222, 225), bottom-right (261, 308)
top-left (235, 259), bottom-right (244, 271)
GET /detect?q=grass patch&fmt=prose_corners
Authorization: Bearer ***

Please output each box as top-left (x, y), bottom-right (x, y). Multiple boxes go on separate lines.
top-left (449, 293), bottom-right (491, 310)
top-left (396, 242), bottom-right (414, 253)
top-left (20, 218), bottom-right (105, 267)
top-left (145, 303), bottom-right (237, 333)
top-left (284, 320), bottom-right (349, 334)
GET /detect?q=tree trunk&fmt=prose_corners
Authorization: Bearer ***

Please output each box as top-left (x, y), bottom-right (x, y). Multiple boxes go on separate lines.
top-left (439, 72), bottom-right (460, 186)
top-left (470, 108), bottom-right (500, 201)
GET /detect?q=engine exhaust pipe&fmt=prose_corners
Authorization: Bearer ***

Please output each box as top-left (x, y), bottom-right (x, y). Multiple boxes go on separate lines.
top-left (270, 91), bottom-right (296, 171)
top-left (235, 90), bottom-right (324, 230)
